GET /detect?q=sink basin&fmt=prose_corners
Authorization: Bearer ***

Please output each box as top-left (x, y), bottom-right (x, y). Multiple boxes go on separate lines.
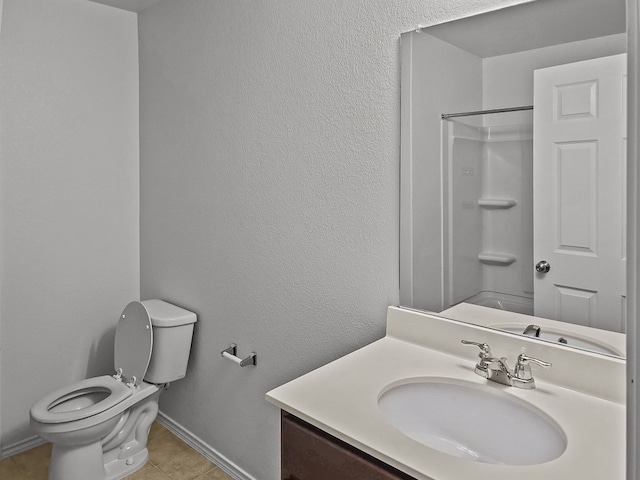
top-left (378, 379), bottom-right (566, 465)
top-left (498, 326), bottom-right (621, 356)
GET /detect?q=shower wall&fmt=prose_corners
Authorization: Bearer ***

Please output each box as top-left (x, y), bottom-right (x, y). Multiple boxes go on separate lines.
top-left (481, 124), bottom-right (533, 301)
top-left (443, 121), bottom-right (483, 306)
top-left (444, 120), bottom-right (533, 309)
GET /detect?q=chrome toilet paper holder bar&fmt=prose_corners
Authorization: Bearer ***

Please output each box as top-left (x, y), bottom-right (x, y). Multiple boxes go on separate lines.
top-left (221, 344), bottom-right (256, 367)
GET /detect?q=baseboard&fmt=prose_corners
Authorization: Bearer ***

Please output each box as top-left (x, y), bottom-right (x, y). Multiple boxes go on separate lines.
top-left (156, 411), bottom-right (259, 480)
top-left (2, 434), bottom-right (47, 460)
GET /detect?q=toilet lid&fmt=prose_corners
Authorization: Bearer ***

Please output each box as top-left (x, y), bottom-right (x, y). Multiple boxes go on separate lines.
top-left (114, 301), bottom-right (153, 387)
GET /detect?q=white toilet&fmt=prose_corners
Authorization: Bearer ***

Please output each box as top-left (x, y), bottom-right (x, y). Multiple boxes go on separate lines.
top-left (30, 299), bottom-right (197, 480)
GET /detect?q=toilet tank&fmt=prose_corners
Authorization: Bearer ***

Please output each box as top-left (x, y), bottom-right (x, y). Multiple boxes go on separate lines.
top-left (141, 299), bottom-right (197, 384)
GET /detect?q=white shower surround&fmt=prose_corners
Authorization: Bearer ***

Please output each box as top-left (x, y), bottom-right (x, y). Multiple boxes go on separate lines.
top-left (443, 118), bottom-right (534, 311)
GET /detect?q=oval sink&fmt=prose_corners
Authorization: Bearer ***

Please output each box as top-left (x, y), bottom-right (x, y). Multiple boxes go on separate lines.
top-left (378, 380), bottom-right (566, 465)
top-left (498, 326), bottom-right (621, 356)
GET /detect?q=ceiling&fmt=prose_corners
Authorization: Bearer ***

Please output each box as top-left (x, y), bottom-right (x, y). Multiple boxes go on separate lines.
top-left (425, 0), bottom-right (626, 58)
top-left (87, 0), bottom-right (164, 13)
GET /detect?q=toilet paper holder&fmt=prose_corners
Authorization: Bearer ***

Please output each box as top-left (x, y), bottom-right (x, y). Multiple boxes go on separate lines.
top-left (221, 344), bottom-right (257, 367)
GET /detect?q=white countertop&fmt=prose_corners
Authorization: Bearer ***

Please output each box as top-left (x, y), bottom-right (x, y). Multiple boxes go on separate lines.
top-left (266, 307), bottom-right (625, 480)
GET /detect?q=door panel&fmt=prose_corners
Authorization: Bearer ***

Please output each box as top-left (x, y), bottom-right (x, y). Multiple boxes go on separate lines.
top-left (533, 54), bottom-right (626, 332)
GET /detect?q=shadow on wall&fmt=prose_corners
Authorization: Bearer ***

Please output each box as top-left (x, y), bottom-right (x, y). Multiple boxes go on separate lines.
top-left (85, 326), bottom-right (117, 379)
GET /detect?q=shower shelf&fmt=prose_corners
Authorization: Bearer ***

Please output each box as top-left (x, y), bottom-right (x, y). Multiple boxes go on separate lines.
top-left (478, 252), bottom-right (517, 265)
top-left (477, 198), bottom-right (517, 209)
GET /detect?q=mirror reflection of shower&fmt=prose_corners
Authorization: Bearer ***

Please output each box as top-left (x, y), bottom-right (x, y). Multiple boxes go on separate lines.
top-left (442, 108), bottom-right (534, 316)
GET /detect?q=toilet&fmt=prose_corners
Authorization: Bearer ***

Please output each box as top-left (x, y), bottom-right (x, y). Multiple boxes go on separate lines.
top-left (30, 299), bottom-right (197, 480)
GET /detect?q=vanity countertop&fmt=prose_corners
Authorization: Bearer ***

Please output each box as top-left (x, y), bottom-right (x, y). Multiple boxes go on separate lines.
top-left (266, 306), bottom-right (625, 480)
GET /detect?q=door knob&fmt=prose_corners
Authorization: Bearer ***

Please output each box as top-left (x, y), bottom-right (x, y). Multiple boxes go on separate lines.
top-left (535, 260), bottom-right (551, 273)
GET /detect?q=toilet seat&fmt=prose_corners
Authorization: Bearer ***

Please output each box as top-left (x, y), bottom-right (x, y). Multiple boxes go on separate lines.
top-left (31, 301), bottom-right (155, 425)
top-left (30, 375), bottom-right (133, 424)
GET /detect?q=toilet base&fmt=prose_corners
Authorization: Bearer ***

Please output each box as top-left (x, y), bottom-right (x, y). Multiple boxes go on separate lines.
top-left (38, 386), bottom-right (161, 480)
top-left (49, 441), bottom-right (106, 480)
top-left (104, 448), bottom-right (148, 480)
top-left (49, 443), bottom-right (149, 480)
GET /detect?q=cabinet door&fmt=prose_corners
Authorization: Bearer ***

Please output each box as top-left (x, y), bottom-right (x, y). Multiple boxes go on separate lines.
top-left (281, 411), bottom-right (415, 480)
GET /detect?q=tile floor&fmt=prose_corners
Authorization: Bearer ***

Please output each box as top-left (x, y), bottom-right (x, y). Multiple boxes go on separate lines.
top-left (0, 421), bottom-right (233, 480)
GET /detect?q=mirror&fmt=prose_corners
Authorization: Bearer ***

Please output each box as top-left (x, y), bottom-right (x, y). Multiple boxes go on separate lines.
top-left (399, 0), bottom-right (628, 357)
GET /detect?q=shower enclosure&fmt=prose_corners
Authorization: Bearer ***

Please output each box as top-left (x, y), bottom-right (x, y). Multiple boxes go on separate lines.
top-left (442, 109), bottom-right (534, 315)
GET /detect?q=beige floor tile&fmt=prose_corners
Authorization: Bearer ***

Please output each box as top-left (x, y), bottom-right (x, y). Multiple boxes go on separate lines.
top-left (124, 461), bottom-right (156, 479)
top-left (194, 466), bottom-right (234, 480)
top-left (0, 457), bottom-right (26, 478)
top-left (1, 422), bottom-right (223, 480)
top-left (157, 448), bottom-right (216, 480)
top-left (148, 421), bottom-right (170, 441)
top-left (125, 464), bottom-right (172, 480)
top-left (148, 430), bottom-right (190, 467)
top-left (9, 443), bottom-right (52, 479)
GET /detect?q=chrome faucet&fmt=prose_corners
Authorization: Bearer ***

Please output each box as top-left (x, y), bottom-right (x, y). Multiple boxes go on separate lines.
top-left (522, 324), bottom-right (541, 337)
top-left (461, 340), bottom-right (551, 389)
top-left (522, 324), bottom-right (570, 345)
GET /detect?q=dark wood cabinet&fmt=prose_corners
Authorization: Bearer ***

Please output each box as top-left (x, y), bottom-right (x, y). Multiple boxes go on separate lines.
top-left (281, 411), bottom-right (416, 480)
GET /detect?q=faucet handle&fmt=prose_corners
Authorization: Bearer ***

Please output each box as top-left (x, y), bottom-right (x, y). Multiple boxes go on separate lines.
top-left (461, 340), bottom-right (492, 358)
top-left (461, 340), bottom-right (494, 378)
top-left (515, 353), bottom-right (551, 380)
top-left (517, 353), bottom-right (551, 368)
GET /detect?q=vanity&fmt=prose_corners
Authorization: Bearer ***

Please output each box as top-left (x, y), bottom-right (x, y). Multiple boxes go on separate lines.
top-left (280, 412), bottom-right (412, 479)
top-left (266, 307), bottom-right (625, 480)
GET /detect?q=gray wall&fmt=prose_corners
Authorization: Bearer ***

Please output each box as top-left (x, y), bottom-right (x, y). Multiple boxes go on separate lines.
top-left (138, 1), bottom-right (521, 478)
top-left (0, 0), bottom-right (139, 446)
top-left (483, 33), bottom-right (626, 112)
top-left (401, 32), bottom-right (483, 311)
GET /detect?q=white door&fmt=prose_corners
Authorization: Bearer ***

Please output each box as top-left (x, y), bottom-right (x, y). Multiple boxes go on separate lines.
top-left (533, 54), bottom-right (626, 332)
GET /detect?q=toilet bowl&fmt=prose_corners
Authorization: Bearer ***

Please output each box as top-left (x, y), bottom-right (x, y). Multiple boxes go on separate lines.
top-left (29, 300), bottom-right (197, 480)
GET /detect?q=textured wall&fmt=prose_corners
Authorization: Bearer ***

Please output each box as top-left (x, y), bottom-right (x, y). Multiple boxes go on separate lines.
top-left (0, 0), bottom-right (139, 446)
top-left (138, 0), bottom-right (523, 478)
